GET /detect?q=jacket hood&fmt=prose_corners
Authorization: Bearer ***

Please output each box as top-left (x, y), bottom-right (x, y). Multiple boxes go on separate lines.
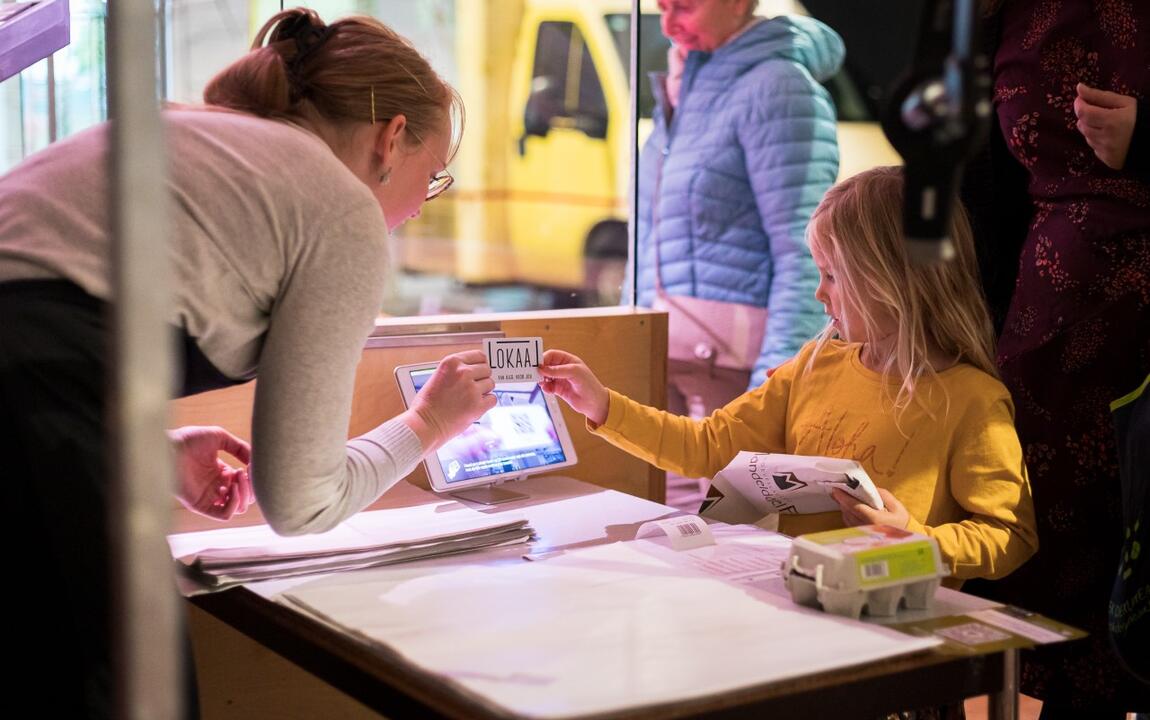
top-left (708, 14), bottom-right (844, 83)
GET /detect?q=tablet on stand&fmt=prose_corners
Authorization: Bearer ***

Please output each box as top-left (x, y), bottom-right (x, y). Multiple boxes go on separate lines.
top-left (395, 362), bottom-right (579, 506)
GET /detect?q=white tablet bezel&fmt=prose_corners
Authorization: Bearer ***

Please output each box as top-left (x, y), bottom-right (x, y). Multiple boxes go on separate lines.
top-left (394, 361), bottom-right (579, 494)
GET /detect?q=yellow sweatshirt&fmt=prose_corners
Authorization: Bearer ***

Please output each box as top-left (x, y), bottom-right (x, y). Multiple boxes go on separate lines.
top-left (594, 340), bottom-right (1038, 582)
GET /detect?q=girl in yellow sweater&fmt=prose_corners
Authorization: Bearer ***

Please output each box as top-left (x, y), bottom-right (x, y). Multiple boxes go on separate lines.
top-left (542, 166), bottom-right (1037, 583)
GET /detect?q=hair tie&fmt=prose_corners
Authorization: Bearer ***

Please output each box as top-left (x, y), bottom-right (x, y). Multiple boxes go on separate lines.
top-left (292, 24), bottom-right (336, 63)
top-left (280, 18), bottom-right (337, 102)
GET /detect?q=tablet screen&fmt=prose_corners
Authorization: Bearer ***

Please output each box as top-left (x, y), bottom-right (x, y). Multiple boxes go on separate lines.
top-left (408, 368), bottom-right (571, 486)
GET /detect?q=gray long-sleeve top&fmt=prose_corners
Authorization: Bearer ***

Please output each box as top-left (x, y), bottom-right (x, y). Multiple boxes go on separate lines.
top-left (0, 109), bottom-right (423, 534)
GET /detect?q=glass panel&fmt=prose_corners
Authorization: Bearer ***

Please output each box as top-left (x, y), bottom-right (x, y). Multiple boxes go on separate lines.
top-left (2, 1), bottom-right (919, 316)
top-left (4, 0), bottom-right (641, 314)
top-left (165, 0), bottom-right (252, 104)
top-left (163, 0), bottom-right (640, 314)
top-left (0, 0), bottom-right (107, 173)
top-left (396, 1), bottom-right (635, 313)
top-left (0, 75), bottom-right (20, 169)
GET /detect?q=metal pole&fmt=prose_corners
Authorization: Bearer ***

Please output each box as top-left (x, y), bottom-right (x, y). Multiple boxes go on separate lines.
top-left (46, 54), bottom-right (56, 143)
top-left (988, 647), bottom-right (1020, 720)
top-left (626, 0), bottom-right (638, 306)
top-left (106, 0), bottom-right (179, 716)
top-left (157, 0), bottom-right (169, 100)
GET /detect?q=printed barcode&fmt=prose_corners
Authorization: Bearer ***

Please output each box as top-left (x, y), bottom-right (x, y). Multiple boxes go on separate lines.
top-left (862, 561), bottom-right (889, 579)
top-left (676, 522), bottom-right (702, 537)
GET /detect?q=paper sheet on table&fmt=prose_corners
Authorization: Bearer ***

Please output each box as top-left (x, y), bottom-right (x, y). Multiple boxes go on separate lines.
top-left (169, 502), bottom-right (526, 563)
top-left (167, 501), bottom-right (532, 591)
top-left (282, 531), bottom-right (940, 719)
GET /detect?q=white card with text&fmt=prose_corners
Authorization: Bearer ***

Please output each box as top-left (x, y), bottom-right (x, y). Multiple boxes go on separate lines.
top-left (484, 337), bottom-right (543, 383)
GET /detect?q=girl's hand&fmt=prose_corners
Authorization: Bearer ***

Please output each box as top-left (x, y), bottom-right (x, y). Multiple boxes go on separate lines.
top-left (407, 350), bottom-right (497, 451)
top-left (832, 487), bottom-right (910, 530)
top-left (539, 349), bottom-right (610, 426)
top-left (169, 426), bottom-right (255, 521)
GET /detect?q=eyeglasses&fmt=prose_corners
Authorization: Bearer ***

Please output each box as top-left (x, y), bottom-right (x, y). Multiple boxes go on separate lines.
top-left (407, 126), bottom-right (454, 202)
top-left (426, 169), bottom-right (454, 201)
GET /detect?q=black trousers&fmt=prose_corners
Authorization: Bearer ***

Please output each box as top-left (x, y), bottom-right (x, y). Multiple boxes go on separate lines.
top-left (0, 280), bottom-right (198, 719)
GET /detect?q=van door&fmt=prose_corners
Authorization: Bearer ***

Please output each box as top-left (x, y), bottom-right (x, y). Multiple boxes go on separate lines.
top-left (507, 17), bottom-right (615, 290)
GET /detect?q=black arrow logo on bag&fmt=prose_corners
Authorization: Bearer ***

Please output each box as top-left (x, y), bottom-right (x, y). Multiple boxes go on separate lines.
top-left (773, 472), bottom-right (807, 491)
top-left (699, 485), bottom-right (725, 514)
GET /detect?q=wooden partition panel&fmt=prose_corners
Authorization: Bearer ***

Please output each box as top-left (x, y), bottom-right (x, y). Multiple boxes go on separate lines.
top-left (170, 307), bottom-right (667, 533)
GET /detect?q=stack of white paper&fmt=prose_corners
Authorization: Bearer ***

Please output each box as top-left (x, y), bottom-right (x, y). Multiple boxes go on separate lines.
top-left (169, 503), bottom-right (534, 590)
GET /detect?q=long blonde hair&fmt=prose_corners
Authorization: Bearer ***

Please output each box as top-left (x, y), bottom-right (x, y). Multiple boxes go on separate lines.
top-left (204, 7), bottom-right (463, 160)
top-left (808, 166), bottom-right (997, 414)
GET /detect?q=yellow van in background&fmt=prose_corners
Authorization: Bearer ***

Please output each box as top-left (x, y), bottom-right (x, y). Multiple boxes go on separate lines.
top-left (394, 0), bottom-right (659, 303)
top-left (502, 0), bottom-right (656, 296)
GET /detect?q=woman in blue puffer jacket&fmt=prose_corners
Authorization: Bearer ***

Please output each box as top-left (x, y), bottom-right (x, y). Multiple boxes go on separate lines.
top-left (633, 0), bottom-right (843, 419)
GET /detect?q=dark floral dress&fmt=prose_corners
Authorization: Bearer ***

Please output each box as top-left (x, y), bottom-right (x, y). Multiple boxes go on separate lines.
top-left (969, 0), bottom-right (1150, 712)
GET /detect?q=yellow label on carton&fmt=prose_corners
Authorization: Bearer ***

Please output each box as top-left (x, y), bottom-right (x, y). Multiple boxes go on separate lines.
top-left (853, 542), bottom-right (937, 587)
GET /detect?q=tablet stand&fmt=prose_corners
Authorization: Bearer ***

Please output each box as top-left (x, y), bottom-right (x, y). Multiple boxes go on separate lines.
top-left (450, 485), bottom-right (528, 505)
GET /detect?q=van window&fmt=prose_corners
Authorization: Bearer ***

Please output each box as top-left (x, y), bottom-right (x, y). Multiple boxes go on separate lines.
top-left (605, 13), bottom-right (669, 120)
top-left (530, 21), bottom-right (608, 138)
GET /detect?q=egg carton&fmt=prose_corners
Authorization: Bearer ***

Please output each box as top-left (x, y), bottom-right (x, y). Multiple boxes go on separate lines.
top-left (783, 524), bottom-right (947, 619)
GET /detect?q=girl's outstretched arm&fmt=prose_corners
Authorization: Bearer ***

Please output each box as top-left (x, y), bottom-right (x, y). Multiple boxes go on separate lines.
top-left (541, 348), bottom-right (793, 482)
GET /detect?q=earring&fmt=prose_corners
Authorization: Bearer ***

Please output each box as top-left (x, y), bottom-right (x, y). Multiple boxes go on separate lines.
top-left (379, 167), bottom-right (392, 185)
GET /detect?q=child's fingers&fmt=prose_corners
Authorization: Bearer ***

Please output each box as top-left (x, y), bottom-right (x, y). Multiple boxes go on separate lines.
top-left (832, 489), bottom-right (874, 526)
top-left (539, 362), bottom-right (583, 379)
top-left (849, 506), bottom-right (877, 526)
top-left (540, 377), bottom-right (571, 393)
top-left (831, 488), bottom-right (859, 509)
top-left (541, 349), bottom-right (580, 366)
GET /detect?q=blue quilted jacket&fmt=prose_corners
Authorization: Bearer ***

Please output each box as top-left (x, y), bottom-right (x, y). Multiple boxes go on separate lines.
top-left (632, 15), bottom-right (843, 388)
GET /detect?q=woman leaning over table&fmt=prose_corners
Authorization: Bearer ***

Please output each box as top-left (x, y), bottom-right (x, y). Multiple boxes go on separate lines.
top-left (0, 8), bottom-right (494, 718)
